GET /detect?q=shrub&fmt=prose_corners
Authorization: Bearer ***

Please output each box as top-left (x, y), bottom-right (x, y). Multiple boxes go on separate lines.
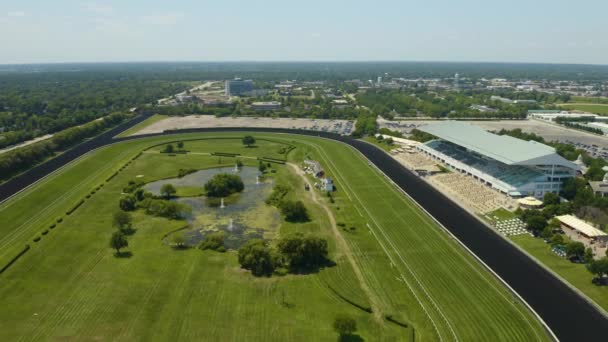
top-left (56, 218), bottom-right (63, 223)
top-left (41, 230), bottom-right (49, 235)
top-left (333, 314), bottom-right (357, 337)
top-left (198, 231), bottom-right (226, 252)
top-left (33, 237), bottom-right (41, 242)
top-left (279, 200), bottom-right (309, 222)
top-left (49, 224), bottom-right (56, 229)
top-left (265, 185), bottom-right (290, 206)
top-left (238, 239), bottom-right (277, 276)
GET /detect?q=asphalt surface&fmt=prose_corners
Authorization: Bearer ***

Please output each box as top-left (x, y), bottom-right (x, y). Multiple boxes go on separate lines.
top-left (1, 117), bottom-right (607, 341)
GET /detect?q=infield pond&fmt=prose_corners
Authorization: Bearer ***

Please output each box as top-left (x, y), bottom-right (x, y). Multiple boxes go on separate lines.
top-left (144, 166), bottom-right (282, 248)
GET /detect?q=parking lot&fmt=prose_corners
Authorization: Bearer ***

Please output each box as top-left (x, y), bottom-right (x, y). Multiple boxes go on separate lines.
top-left (132, 115), bottom-right (355, 136)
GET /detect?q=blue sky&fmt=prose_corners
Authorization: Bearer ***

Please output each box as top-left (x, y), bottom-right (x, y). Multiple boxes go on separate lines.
top-left (0, 0), bottom-right (606, 64)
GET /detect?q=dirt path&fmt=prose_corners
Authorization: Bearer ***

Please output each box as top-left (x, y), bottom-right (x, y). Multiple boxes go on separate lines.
top-left (287, 163), bottom-right (384, 322)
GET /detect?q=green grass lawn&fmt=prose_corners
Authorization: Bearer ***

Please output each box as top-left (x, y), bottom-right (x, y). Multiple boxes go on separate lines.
top-left (558, 103), bottom-right (608, 115)
top-left (0, 133), bottom-right (549, 341)
top-left (511, 235), bottom-right (608, 311)
top-left (174, 186), bottom-right (204, 197)
top-left (116, 114), bottom-right (168, 137)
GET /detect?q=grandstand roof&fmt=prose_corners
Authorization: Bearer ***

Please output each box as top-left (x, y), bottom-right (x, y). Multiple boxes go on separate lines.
top-left (419, 121), bottom-right (578, 168)
top-left (556, 215), bottom-right (608, 238)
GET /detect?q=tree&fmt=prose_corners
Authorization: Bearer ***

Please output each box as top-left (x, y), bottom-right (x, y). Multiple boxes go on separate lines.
top-left (585, 247), bottom-right (594, 263)
top-left (242, 135), bottom-right (256, 147)
top-left (259, 160), bottom-right (267, 173)
top-left (280, 200), bottom-right (309, 222)
top-left (119, 195), bottom-right (136, 211)
top-left (204, 173), bottom-right (244, 197)
top-left (543, 192), bottom-right (560, 206)
top-left (177, 141), bottom-right (184, 149)
top-left (566, 242), bottom-right (585, 259)
top-left (333, 314), bottom-right (357, 337)
top-left (526, 216), bottom-right (547, 234)
top-left (163, 144), bottom-right (175, 153)
top-left (238, 239), bottom-right (276, 276)
top-left (586, 257), bottom-right (608, 280)
top-left (110, 231), bottom-right (128, 254)
top-left (277, 234), bottom-right (328, 271)
top-left (550, 234), bottom-right (564, 246)
top-left (160, 183), bottom-right (176, 199)
top-left (112, 211), bottom-right (132, 232)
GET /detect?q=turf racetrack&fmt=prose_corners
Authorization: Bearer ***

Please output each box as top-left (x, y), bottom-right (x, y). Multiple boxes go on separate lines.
top-left (0, 115), bottom-right (607, 340)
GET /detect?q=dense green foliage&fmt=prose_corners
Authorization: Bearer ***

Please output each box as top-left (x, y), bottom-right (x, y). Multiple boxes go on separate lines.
top-left (276, 234), bottom-right (329, 272)
top-left (279, 200), bottom-right (310, 222)
top-left (237, 239), bottom-right (277, 276)
top-left (0, 112), bottom-right (129, 182)
top-left (265, 184), bottom-right (290, 206)
top-left (204, 173), bottom-right (245, 197)
top-left (198, 231), bottom-right (226, 252)
top-left (0, 72), bottom-right (188, 148)
top-left (351, 111), bottom-right (377, 137)
top-left (137, 198), bottom-right (191, 219)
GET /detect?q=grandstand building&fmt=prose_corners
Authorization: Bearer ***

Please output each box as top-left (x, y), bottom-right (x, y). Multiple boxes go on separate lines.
top-left (416, 121), bottom-right (579, 198)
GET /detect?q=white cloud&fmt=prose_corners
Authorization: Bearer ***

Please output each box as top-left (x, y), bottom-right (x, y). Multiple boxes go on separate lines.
top-left (140, 13), bottom-right (183, 26)
top-left (7, 11), bottom-right (26, 17)
top-left (84, 2), bottom-right (114, 15)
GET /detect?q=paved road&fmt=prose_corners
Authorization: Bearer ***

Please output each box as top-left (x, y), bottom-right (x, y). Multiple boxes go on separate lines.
top-left (1, 120), bottom-right (607, 341)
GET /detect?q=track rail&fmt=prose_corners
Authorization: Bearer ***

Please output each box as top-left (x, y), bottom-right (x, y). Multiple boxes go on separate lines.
top-left (1, 118), bottom-right (607, 341)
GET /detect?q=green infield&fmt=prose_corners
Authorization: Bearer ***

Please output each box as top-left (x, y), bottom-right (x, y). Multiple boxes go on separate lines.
top-left (0, 133), bottom-right (548, 341)
top-left (558, 103), bottom-right (608, 115)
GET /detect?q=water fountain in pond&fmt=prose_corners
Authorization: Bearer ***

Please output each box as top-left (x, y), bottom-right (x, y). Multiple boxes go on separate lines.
top-left (220, 198), bottom-right (225, 208)
top-left (227, 218), bottom-right (234, 231)
top-left (234, 163), bottom-right (239, 172)
top-left (256, 175), bottom-right (260, 185)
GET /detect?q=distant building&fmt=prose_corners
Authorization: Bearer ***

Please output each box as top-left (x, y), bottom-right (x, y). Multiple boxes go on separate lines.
top-left (225, 78), bottom-right (254, 96)
top-left (470, 104), bottom-right (497, 113)
top-left (528, 111), bottom-right (599, 122)
top-left (589, 173), bottom-right (608, 197)
top-left (490, 95), bottom-right (514, 104)
top-left (322, 177), bottom-right (334, 192)
top-left (251, 101), bottom-right (281, 111)
top-left (377, 77), bottom-right (383, 86)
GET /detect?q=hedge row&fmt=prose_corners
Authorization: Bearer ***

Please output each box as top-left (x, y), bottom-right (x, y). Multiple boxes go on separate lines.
top-left (66, 199), bottom-right (85, 215)
top-left (325, 284), bottom-right (372, 313)
top-left (211, 152), bottom-right (240, 157)
top-left (106, 171), bottom-right (119, 182)
top-left (259, 158), bottom-right (286, 165)
top-left (0, 244), bottom-right (30, 274)
top-left (385, 314), bottom-right (409, 328)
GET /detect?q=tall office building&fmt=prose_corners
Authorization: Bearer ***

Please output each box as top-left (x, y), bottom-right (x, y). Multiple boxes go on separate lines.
top-left (225, 78), bottom-right (254, 96)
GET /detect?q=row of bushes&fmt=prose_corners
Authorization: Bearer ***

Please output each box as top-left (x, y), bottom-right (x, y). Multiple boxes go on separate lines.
top-left (211, 152), bottom-right (240, 157)
top-left (0, 244), bottom-right (31, 274)
top-left (259, 157), bottom-right (286, 164)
